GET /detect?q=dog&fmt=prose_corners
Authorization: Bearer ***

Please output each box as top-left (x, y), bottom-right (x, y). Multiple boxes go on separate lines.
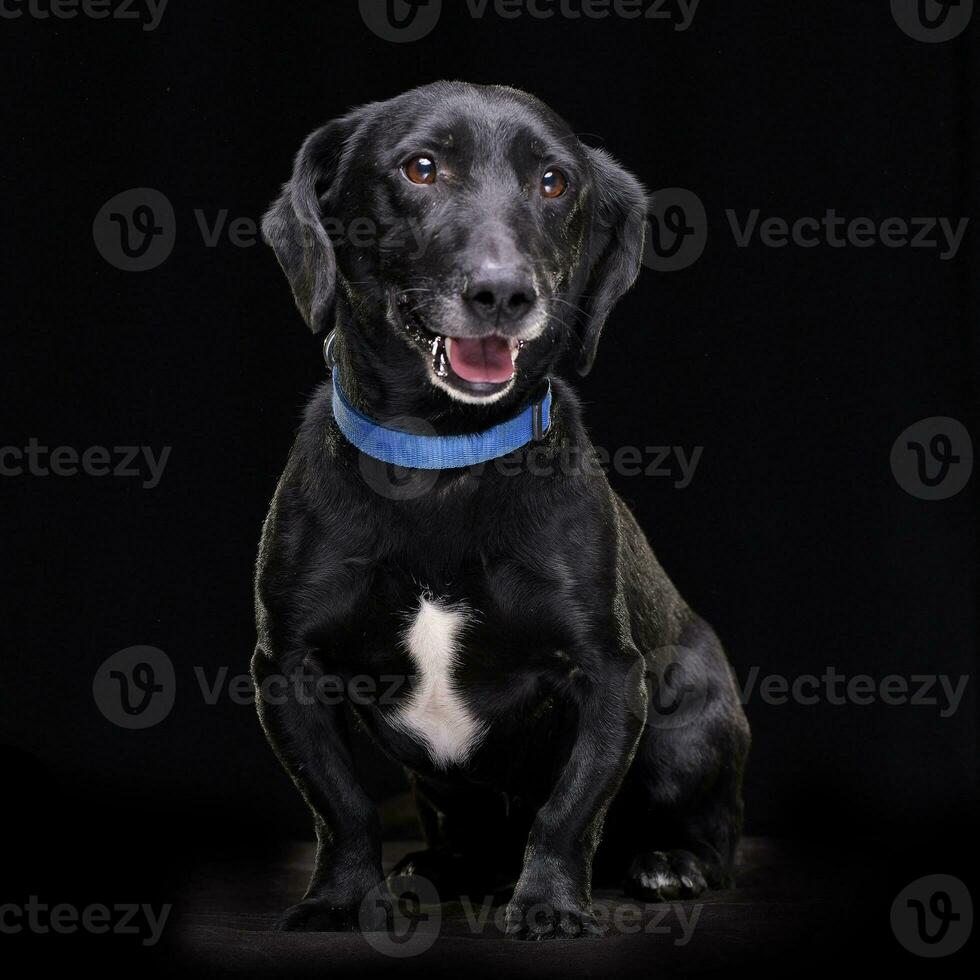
top-left (253, 81), bottom-right (749, 940)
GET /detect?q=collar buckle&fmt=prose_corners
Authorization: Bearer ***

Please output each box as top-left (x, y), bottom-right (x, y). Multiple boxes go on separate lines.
top-left (323, 329), bottom-right (338, 370)
top-left (531, 399), bottom-right (544, 442)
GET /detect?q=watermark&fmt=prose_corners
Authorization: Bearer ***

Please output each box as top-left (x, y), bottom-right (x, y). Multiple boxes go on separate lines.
top-left (0, 897), bottom-right (171, 946)
top-left (459, 0), bottom-right (700, 30)
top-left (891, 874), bottom-right (973, 957)
top-left (627, 652), bottom-right (971, 729)
top-left (891, 0), bottom-right (973, 42)
top-left (640, 192), bottom-right (970, 271)
top-left (99, 646), bottom-right (972, 731)
top-left (359, 0), bottom-right (442, 42)
top-left (626, 647), bottom-right (709, 730)
top-left (891, 417), bottom-right (973, 500)
top-left (95, 199), bottom-right (404, 270)
top-left (359, 872), bottom-right (702, 954)
top-left (94, 648), bottom-right (416, 729)
top-left (0, 441), bottom-right (171, 488)
top-left (359, 877), bottom-right (442, 957)
top-left (359, 442), bottom-right (705, 501)
top-left (93, 192), bottom-right (271, 272)
top-left (93, 646), bottom-right (176, 729)
top-left (102, 188), bottom-right (969, 275)
top-left (642, 188), bottom-right (709, 272)
top-left (0, 0), bottom-right (168, 30)
top-left (194, 209), bottom-right (264, 249)
top-left (727, 210), bottom-right (969, 261)
top-left (739, 666), bottom-right (969, 719)
top-left (215, 667), bottom-right (411, 709)
top-left (359, 0), bottom-right (699, 42)
top-left (93, 188), bottom-right (176, 271)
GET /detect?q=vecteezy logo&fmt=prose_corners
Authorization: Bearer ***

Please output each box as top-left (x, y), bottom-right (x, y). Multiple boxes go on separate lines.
top-left (891, 417), bottom-right (973, 500)
top-left (356, 413), bottom-right (441, 500)
top-left (93, 188), bottom-right (176, 271)
top-left (642, 188), bottom-right (708, 272)
top-left (359, 0), bottom-right (442, 42)
top-left (891, 874), bottom-right (973, 957)
top-left (891, 0), bottom-right (973, 42)
top-left (360, 875), bottom-right (441, 957)
top-left (93, 646), bottom-right (175, 729)
top-left (643, 646), bottom-right (708, 729)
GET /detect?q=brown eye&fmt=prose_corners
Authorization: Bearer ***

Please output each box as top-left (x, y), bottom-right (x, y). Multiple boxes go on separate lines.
top-left (403, 155), bottom-right (437, 185)
top-left (540, 168), bottom-right (567, 198)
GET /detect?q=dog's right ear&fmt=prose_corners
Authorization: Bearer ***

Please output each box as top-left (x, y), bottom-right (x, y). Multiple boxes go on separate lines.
top-left (261, 116), bottom-right (357, 334)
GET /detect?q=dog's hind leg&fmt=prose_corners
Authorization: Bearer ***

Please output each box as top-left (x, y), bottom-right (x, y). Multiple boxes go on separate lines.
top-left (607, 616), bottom-right (750, 901)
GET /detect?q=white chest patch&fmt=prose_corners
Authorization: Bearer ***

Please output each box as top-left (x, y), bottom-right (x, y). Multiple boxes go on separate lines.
top-left (390, 595), bottom-right (486, 768)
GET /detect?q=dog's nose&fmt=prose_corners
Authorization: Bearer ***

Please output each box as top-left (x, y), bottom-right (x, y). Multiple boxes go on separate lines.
top-left (463, 266), bottom-right (537, 324)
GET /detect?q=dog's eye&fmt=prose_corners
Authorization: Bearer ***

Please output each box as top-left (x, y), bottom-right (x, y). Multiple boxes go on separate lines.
top-left (540, 168), bottom-right (568, 199)
top-left (403, 156), bottom-right (437, 185)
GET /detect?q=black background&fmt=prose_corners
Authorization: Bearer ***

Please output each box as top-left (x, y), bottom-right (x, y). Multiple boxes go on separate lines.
top-left (2, 0), bottom-right (977, 972)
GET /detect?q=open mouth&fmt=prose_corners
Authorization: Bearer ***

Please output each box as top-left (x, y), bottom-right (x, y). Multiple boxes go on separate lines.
top-left (398, 298), bottom-right (524, 396)
top-left (444, 335), bottom-right (520, 384)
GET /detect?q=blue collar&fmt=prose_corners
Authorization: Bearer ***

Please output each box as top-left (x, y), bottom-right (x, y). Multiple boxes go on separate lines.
top-left (329, 366), bottom-right (552, 471)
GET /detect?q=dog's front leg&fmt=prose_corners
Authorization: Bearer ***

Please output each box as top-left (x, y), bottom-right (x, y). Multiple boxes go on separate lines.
top-left (252, 649), bottom-right (385, 932)
top-left (506, 649), bottom-right (646, 940)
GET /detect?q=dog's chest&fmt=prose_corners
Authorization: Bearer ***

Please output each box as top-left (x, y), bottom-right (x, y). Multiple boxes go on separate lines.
top-left (386, 594), bottom-right (486, 769)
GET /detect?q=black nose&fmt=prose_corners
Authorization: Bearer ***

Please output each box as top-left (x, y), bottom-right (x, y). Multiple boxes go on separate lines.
top-left (463, 266), bottom-right (537, 324)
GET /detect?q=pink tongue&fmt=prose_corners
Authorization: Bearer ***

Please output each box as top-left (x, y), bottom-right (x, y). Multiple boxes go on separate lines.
top-left (447, 336), bottom-right (514, 384)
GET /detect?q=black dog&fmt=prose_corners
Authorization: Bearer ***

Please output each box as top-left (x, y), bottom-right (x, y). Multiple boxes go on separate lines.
top-left (253, 81), bottom-right (749, 940)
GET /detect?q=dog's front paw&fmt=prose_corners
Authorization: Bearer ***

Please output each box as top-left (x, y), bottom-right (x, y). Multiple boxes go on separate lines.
top-left (624, 848), bottom-right (709, 903)
top-left (274, 886), bottom-right (393, 933)
top-left (503, 896), bottom-right (602, 941)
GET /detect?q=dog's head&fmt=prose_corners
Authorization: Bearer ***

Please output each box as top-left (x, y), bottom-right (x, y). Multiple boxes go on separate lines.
top-left (263, 82), bottom-right (646, 407)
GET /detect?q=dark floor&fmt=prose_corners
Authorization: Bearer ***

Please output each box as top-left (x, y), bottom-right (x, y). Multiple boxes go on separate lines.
top-left (166, 835), bottom-right (926, 978)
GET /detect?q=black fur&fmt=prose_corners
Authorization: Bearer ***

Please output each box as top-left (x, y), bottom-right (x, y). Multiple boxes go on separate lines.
top-left (253, 81), bottom-right (749, 940)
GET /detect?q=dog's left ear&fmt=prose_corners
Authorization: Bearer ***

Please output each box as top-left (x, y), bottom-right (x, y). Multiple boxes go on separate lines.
top-left (261, 114), bottom-right (358, 334)
top-left (576, 148), bottom-right (648, 375)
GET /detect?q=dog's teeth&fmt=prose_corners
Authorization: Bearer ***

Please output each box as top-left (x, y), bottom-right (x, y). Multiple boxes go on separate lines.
top-left (431, 336), bottom-right (441, 356)
top-left (436, 336), bottom-right (449, 377)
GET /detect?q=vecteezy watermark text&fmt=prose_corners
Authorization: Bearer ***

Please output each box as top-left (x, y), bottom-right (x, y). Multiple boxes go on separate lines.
top-left (633, 651), bottom-right (973, 731)
top-left (358, 0), bottom-right (700, 43)
top-left (0, 0), bottom-right (168, 30)
top-left (459, 894), bottom-right (701, 942)
top-left (727, 209), bottom-right (969, 261)
top-left (643, 189), bottom-right (971, 272)
top-left (738, 666), bottom-right (969, 718)
top-left (358, 443), bottom-right (704, 501)
top-left (363, 874), bottom-right (703, 957)
top-left (93, 646), bottom-right (417, 730)
top-left (0, 897), bottom-right (171, 946)
top-left (460, 0), bottom-right (700, 30)
top-left (1, 441), bottom-right (170, 488)
top-left (201, 666), bottom-right (412, 708)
